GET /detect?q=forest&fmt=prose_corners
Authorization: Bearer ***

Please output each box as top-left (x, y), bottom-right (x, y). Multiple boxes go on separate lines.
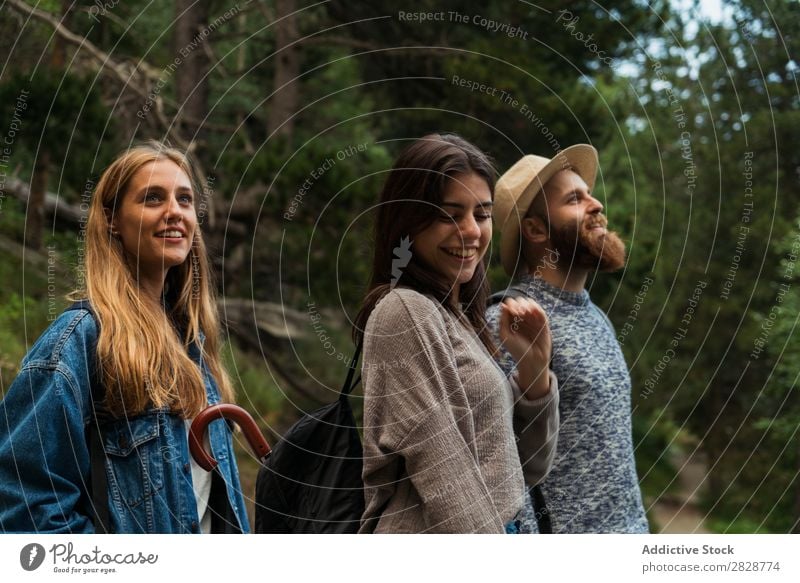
top-left (0, 0), bottom-right (797, 533)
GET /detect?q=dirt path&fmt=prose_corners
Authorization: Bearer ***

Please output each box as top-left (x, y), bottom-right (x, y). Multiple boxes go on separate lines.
top-left (651, 449), bottom-right (711, 533)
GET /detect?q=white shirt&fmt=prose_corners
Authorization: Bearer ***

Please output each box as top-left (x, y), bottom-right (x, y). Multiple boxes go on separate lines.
top-left (185, 420), bottom-right (213, 533)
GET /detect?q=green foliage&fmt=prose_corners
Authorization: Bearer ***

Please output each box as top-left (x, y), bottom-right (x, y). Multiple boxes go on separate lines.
top-left (222, 342), bottom-right (287, 430)
top-left (0, 68), bottom-right (113, 197)
top-left (0, 197), bottom-right (26, 241)
top-left (633, 410), bottom-right (682, 502)
top-left (706, 515), bottom-right (772, 534)
top-left (750, 219), bottom-right (800, 533)
top-left (3, 0), bottom-right (799, 533)
top-left (324, 0), bottom-right (670, 168)
top-left (587, 0), bottom-right (800, 532)
top-left (0, 293), bottom-right (36, 389)
top-left (0, 250), bottom-right (66, 396)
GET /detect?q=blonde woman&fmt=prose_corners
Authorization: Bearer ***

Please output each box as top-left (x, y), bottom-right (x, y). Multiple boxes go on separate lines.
top-left (0, 142), bottom-right (248, 533)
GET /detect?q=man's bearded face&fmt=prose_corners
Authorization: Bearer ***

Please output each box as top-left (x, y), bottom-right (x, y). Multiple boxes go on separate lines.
top-left (547, 208), bottom-right (626, 272)
top-left (538, 169), bottom-right (626, 273)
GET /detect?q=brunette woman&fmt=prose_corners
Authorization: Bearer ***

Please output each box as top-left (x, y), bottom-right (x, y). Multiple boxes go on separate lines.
top-left (354, 134), bottom-right (559, 533)
top-left (0, 142), bottom-right (248, 533)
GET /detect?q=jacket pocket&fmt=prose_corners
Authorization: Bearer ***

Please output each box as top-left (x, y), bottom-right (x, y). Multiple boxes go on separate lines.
top-left (102, 412), bottom-right (165, 513)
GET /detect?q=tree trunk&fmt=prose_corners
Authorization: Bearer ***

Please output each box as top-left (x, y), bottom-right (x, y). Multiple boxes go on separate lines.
top-left (26, 0), bottom-right (70, 250)
top-left (173, 0), bottom-right (210, 142)
top-left (705, 381), bottom-right (725, 499)
top-left (267, 0), bottom-right (300, 140)
top-left (25, 148), bottom-right (50, 250)
top-left (50, 0), bottom-right (72, 69)
top-left (173, 0), bottom-right (216, 231)
top-left (793, 446), bottom-right (800, 533)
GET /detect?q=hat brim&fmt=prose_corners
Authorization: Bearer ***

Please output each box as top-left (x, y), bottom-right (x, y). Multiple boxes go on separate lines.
top-left (499, 144), bottom-right (599, 277)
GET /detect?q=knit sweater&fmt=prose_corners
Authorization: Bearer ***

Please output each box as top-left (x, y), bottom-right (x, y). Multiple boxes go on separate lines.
top-left (360, 288), bottom-right (559, 533)
top-left (486, 275), bottom-right (649, 533)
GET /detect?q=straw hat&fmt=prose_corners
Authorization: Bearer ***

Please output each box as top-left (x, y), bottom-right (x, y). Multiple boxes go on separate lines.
top-left (495, 144), bottom-right (599, 276)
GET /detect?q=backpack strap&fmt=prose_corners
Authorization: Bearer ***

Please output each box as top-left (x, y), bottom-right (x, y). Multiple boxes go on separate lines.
top-left (487, 288), bottom-right (528, 306)
top-left (487, 290), bottom-right (554, 534)
top-left (87, 413), bottom-right (112, 533)
top-left (340, 340), bottom-right (363, 397)
top-left (65, 301), bottom-right (112, 534)
top-left (529, 484), bottom-right (552, 534)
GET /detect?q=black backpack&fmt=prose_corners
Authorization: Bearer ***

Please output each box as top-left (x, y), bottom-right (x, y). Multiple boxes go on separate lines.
top-left (254, 343), bottom-right (365, 533)
top-left (488, 290), bottom-right (554, 534)
top-left (255, 292), bottom-right (554, 534)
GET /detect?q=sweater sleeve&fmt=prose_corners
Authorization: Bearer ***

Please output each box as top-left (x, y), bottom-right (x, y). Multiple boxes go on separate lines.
top-left (510, 372), bottom-right (560, 486)
top-left (484, 302), bottom-right (517, 377)
top-left (360, 290), bottom-right (504, 533)
top-left (486, 301), bottom-right (560, 486)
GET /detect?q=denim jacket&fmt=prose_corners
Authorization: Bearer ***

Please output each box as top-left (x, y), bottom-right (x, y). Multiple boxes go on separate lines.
top-left (0, 307), bottom-right (250, 534)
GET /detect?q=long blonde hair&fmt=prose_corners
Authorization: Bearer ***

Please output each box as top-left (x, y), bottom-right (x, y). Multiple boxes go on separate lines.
top-left (75, 142), bottom-right (234, 418)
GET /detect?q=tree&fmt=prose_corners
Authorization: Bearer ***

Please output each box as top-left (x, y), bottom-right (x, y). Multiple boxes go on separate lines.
top-left (174, 0), bottom-right (211, 142)
top-left (0, 70), bottom-right (110, 249)
top-left (596, 0), bottom-right (800, 531)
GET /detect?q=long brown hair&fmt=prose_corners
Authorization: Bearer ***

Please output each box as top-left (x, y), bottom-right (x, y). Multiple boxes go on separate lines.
top-left (73, 141), bottom-right (234, 418)
top-left (353, 133), bottom-right (496, 351)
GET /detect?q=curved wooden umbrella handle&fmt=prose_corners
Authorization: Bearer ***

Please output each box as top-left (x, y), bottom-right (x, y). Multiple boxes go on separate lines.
top-left (189, 403), bottom-right (271, 471)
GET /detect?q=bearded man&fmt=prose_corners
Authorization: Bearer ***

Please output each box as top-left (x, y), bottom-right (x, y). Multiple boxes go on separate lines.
top-left (486, 145), bottom-right (649, 533)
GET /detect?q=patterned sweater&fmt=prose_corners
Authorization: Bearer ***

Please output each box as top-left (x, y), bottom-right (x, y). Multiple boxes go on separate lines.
top-left (486, 275), bottom-right (649, 533)
top-left (360, 288), bottom-right (559, 533)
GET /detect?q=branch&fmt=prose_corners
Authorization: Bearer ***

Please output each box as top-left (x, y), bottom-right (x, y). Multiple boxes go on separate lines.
top-left (0, 233), bottom-right (72, 280)
top-left (255, 0), bottom-right (274, 22)
top-left (74, 5), bottom-right (129, 33)
top-left (202, 37), bottom-right (231, 78)
top-left (4, 174), bottom-right (255, 238)
top-left (235, 114), bottom-right (256, 155)
top-left (7, 0), bottom-right (155, 90)
top-left (219, 298), bottom-right (309, 341)
top-left (5, 176), bottom-right (87, 225)
top-left (298, 35), bottom-right (380, 51)
top-left (7, 0), bottom-right (191, 152)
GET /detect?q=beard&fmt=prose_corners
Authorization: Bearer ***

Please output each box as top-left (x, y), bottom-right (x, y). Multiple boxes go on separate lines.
top-left (548, 213), bottom-right (626, 273)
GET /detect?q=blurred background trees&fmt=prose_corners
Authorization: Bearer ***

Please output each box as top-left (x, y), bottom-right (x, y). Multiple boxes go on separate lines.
top-left (0, 0), bottom-right (796, 532)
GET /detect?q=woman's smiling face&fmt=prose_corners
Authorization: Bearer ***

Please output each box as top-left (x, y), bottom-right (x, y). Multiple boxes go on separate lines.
top-left (412, 171), bottom-right (493, 301)
top-left (111, 159), bottom-right (197, 287)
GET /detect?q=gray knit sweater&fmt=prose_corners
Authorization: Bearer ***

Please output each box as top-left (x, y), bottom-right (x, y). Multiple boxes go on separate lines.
top-left (486, 275), bottom-right (649, 533)
top-left (360, 288), bottom-right (559, 533)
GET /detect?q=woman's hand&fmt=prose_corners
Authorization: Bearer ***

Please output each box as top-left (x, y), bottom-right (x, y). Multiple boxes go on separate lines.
top-left (498, 297), bottom-right (552, 400)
